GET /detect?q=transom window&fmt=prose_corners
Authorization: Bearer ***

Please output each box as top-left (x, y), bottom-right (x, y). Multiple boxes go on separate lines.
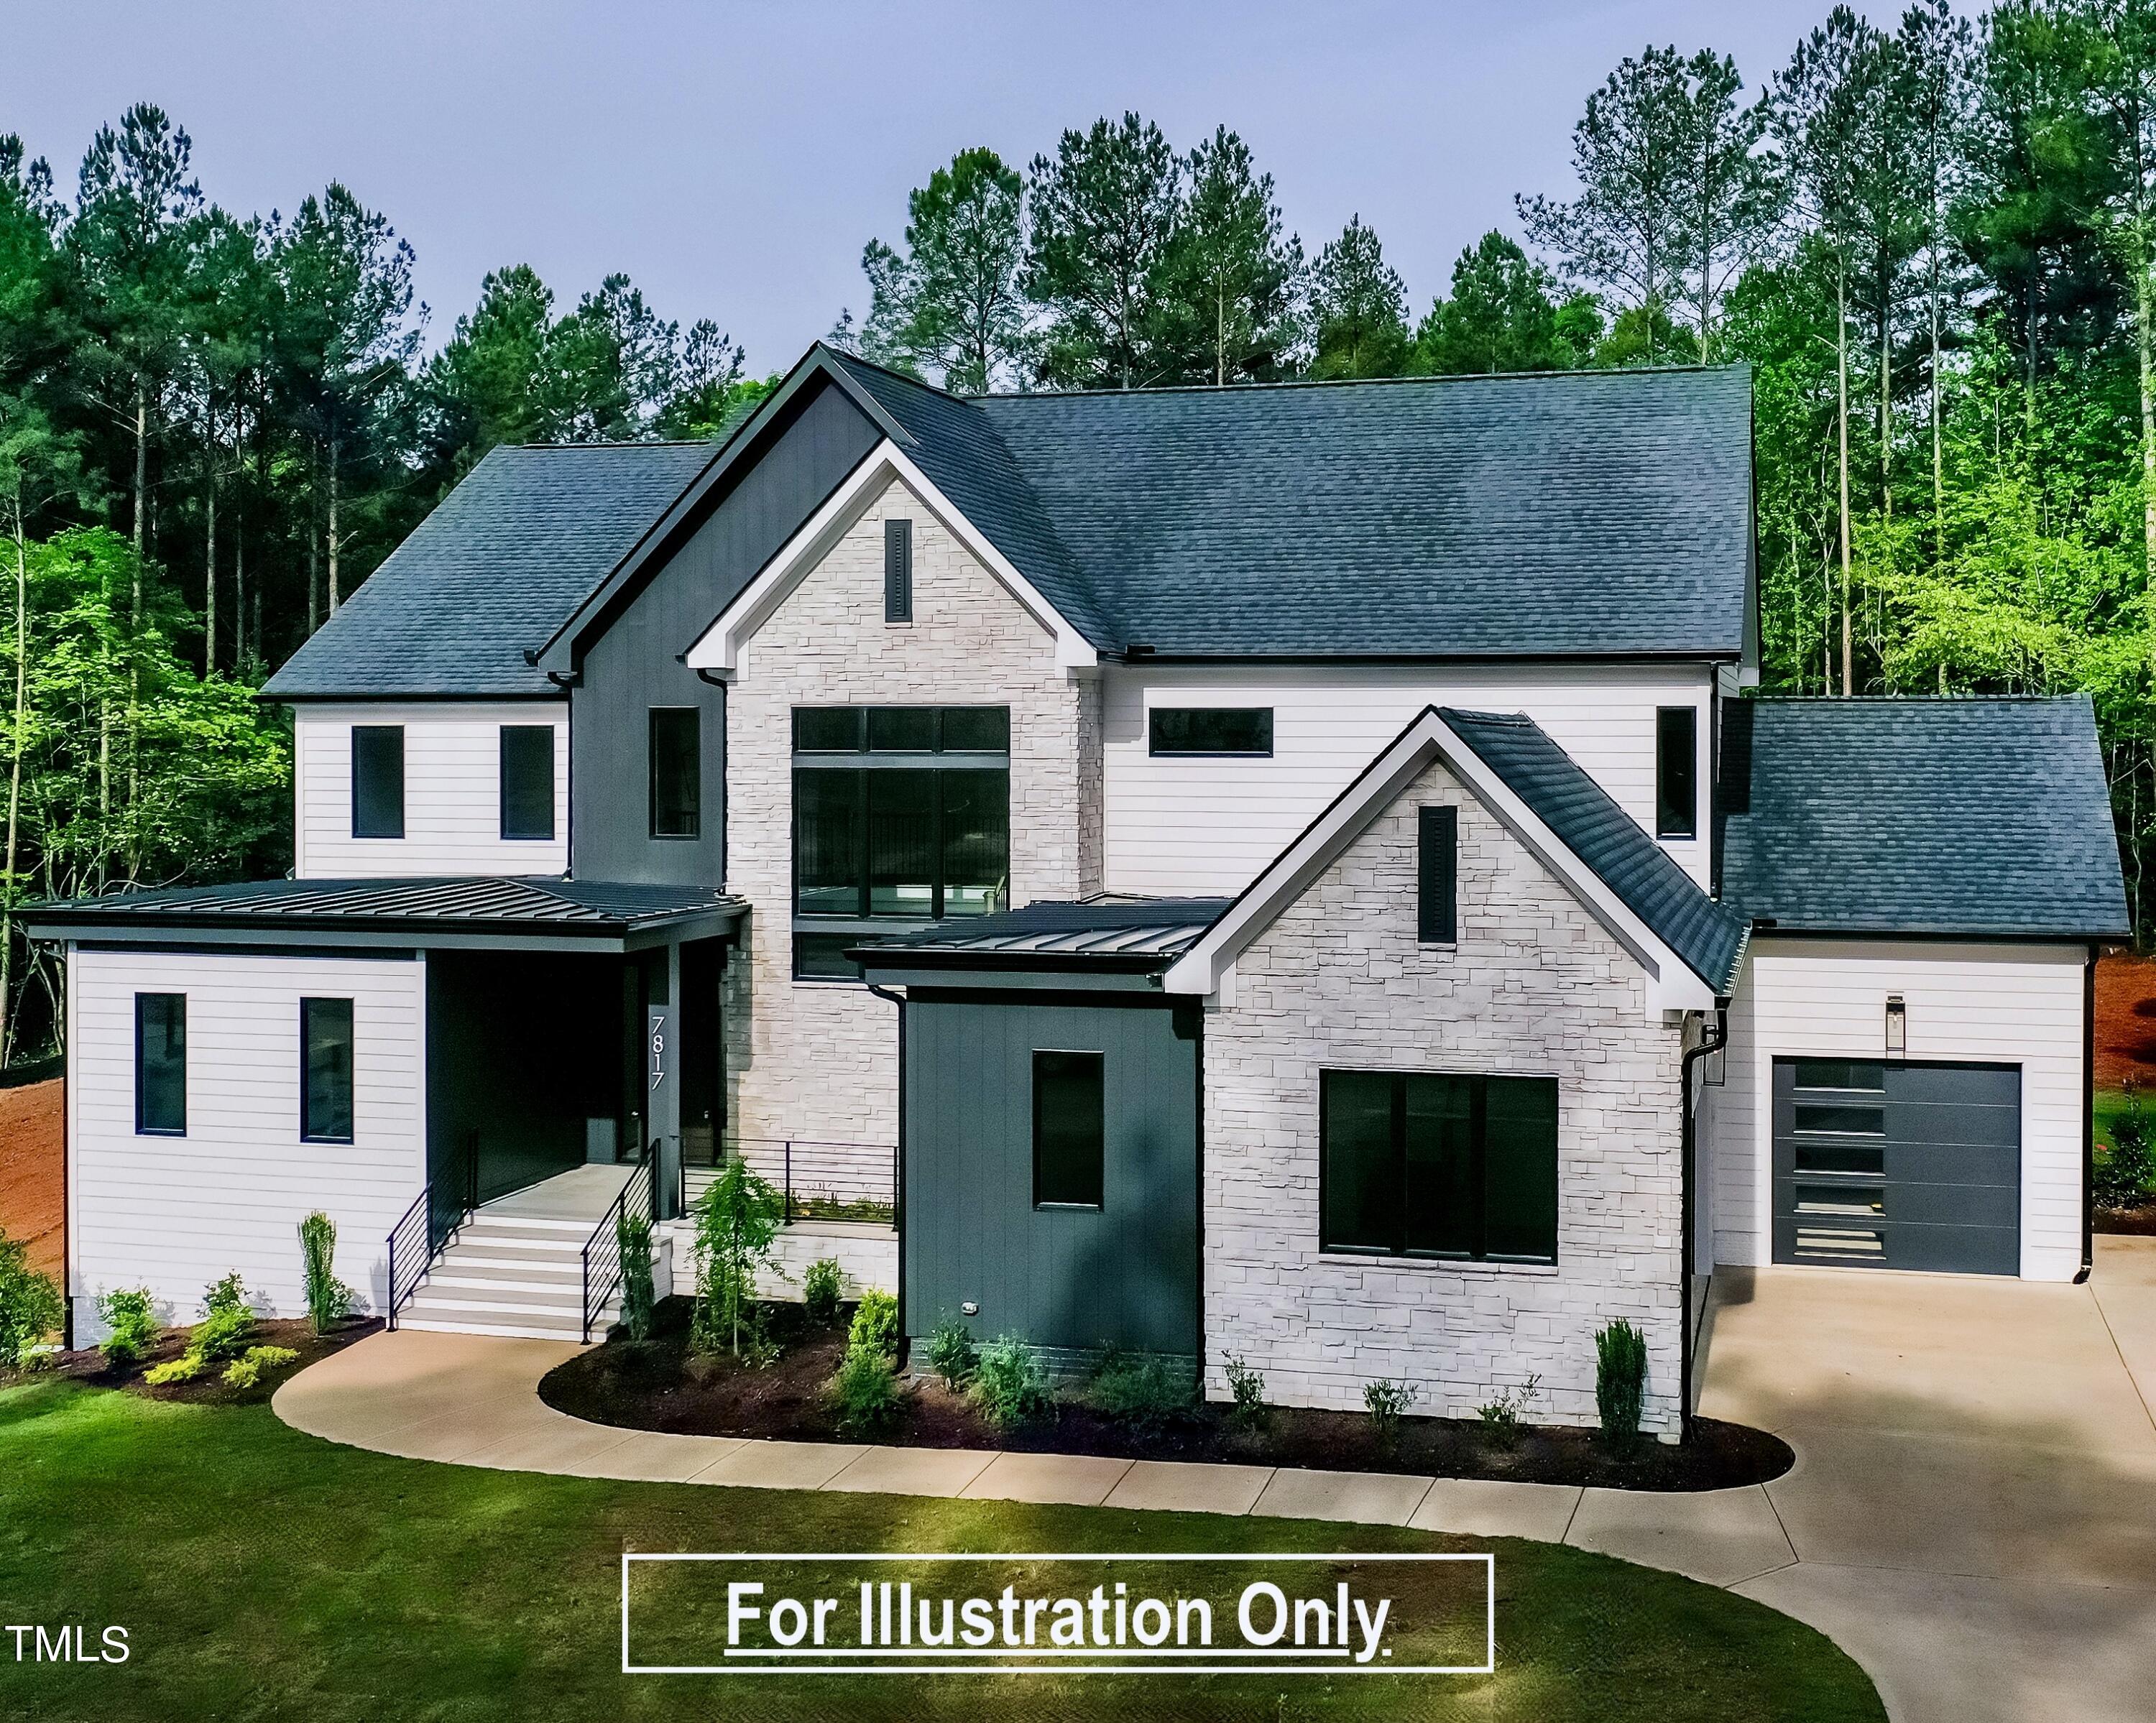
top-left (1148, 707), bottom-right (1273, 757)
top-left (1320, 1069), bottom-right (1559, 1263)
top-left (792, 706), bottom-right (1010, 979)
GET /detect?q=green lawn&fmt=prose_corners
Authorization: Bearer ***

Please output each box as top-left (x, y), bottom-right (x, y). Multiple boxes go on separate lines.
top-left (0, 1377), bottom-right (1884, 1722)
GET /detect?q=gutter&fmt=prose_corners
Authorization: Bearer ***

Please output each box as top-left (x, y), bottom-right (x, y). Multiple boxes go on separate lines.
top-left (1679, 1004), bottom-right (1730, 1441)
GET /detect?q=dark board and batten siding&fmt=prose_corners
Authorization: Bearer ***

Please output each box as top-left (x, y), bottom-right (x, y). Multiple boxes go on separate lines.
top-left (569, 379), bottom-right (883, 886)
top-left (903, 994), bottom-right (1199, 1361)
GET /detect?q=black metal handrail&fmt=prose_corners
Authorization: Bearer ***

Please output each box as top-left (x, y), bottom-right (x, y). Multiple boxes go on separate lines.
top-left (686, 1136), bottom-right (898, 1227)
top-left (384, 1131), bottom-right (479, 1330)
top-left (581, 1151), bottom-right (657, 1344)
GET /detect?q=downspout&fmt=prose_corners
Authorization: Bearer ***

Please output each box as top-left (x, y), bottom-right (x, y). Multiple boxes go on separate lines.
top-left (2078, 943), bottom-right (2097, 1285)
top-left (1680, 1004), bottom-right (1730, 1441)
top-left (867, 981), bottom-right (906, 1357)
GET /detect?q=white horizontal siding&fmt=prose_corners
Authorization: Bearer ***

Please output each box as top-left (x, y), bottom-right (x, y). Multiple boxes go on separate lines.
top-left (295, 701), bottom-right (568, 878)
top-left (1100, 662), bottom-right (1715, 897)
top-left (66, 946), bottom-right (426, 1334)
top-left (1710, 938), bottom-right (2088, 1282)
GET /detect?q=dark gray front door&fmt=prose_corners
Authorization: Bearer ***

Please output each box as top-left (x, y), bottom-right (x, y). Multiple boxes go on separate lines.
top-left (1772, 1058), bottom-right (2021, 1275)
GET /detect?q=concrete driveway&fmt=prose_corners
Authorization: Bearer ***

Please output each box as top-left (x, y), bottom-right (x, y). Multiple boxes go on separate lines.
top-left (1697, 1235), bottom-right (2156, 1723)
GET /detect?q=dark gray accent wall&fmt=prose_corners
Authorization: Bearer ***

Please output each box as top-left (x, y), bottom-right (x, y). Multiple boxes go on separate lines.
top-left (570, 378), bottom-right (882, 885)
top-left (903, 992), bottom-right (1199, 1357)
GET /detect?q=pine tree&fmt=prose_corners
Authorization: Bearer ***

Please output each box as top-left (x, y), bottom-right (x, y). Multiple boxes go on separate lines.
top-left (1414, 231), bottom-right (1591, 374)
top-left (1150, 127), bottom-right (1305, 384)
top-left (1309, 214), bottom-right (1410, 379)
top-left (860, 147), bottom-right (1030, 393)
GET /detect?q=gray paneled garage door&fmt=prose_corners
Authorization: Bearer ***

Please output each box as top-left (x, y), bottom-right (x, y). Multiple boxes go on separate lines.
top-left (1772, 1058), bottom-right (2021, 1275)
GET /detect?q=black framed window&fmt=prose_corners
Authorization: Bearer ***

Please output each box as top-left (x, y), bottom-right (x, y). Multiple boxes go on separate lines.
top-left (885, 517), bottom-right (913, 622)
top-left (1148, 707), bottom-right (1273, 757)
top-left (1320, 1069), bottom-right (1558, 1262)
top-left (300, 998), bottom-right (355, 1144)
top-left (1656, 706), bottom-right (1697, 839)
top-left (134, 993), bottom-right (186, 1136)
top-left (1033, 1050), bottom-right (1105, 1208)
top-left (1418, 806), bottom-right (1457, 944)
top-left (350, 725), bottom-right (405, 839)
top-left (791, 706), bottom-right (1009, 979)
top-left (499, 725), bottom-right (556, 841)
top-left (649, 708), bottom-right (701, 839)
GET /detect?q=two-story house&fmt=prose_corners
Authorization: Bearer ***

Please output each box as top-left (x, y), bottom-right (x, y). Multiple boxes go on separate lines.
top-left (29, 346), bottom-right (2129, 1441)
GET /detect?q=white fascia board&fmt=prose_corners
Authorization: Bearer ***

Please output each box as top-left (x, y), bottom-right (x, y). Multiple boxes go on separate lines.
top-left (1161, 708), bottom-right (1717, 1015)
top-left (683, 440), bottom-right (1097, 675)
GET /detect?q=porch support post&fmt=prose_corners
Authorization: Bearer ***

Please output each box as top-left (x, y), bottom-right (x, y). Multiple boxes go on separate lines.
top-left (650, 938), bottom-right (684, 1221)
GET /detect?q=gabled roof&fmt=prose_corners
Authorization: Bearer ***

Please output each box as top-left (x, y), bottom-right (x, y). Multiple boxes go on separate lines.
top-left (1163, 706), bottom-right (1742, 1010)
top-left (24, 875), bottom-right (744, 951)
top-left (1720, 696), bottom-right (2130, 941)
top-left (263, 443), bottom-right (717, 698)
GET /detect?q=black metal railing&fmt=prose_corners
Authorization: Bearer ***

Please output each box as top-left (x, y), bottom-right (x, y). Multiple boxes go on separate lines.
top-left (685, 1137), bottom-right (897, 1227)
top-left (384, 1131), bottom-right (479, 1331)
top-left (581, 1151), bottom-right (657, 1344)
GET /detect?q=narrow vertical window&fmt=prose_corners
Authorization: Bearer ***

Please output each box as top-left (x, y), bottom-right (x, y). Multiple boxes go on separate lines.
top-left (649, 708), bottom-right (701, 839)
top-left (884, 517), bottom-right (912, 622)
top-left (1657, 706), bottom-right (1698, 839)
top-left (301, 998), bottom-right (355, 1144)
top-left (135, 993), bottom-right (186, 1136)
top-left (499, 724), bottom-right (556, 841)
top-left (1033, 1050), bottom-right (1105, 1208)
top-left (351, 725), bottom-right (405, 839)
top-left (1418, 805), bottom-right (1457, 943)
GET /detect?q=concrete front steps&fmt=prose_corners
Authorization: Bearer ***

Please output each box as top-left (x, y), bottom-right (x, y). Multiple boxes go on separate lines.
top-left (398, 1212), bottom-right (617, 1343)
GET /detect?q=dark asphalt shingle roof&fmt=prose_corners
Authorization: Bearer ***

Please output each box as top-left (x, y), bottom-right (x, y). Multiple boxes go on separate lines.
top-left (857, 898), bottom-right (1232, 967)
top-left (262, 442), bottom-right (717, 698)
top-left (1720, 696), bottom-right (2130, 939)
top-left (1441, 708), bottom-right (1750, 993)
top-left (24, 875), bottom-right (742, 936)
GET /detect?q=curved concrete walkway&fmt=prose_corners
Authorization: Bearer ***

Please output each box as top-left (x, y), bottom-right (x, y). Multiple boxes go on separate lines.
top-left (272, 1236), bottom-right (2156, 1723)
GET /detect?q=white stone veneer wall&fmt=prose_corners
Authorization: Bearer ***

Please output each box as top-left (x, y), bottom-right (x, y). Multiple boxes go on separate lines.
top-left (722, 474), bottom-right (1088, 1145)
top-left (1202, 753), bottom-right (1689, 1437)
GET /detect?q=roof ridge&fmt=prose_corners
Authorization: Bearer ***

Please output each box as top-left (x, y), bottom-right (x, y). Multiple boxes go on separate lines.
top-left (966, 362), bottom-right (1749, 403)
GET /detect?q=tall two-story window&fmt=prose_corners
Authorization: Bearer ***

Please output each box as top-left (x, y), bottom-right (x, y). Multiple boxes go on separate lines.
top-left (791, 705), bottom-right (1010, 979)
top-left (351, 725), bottom-right (405, 839)
top-left (649, 708), bottom-right (701, 839)
top-left (499, 724), bottom-right (556, 841)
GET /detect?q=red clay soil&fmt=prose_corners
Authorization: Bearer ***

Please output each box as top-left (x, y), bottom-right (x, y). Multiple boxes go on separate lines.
top-left (0, 1078), bottom-right (63, 1281)
top-left (2096, 952), bottom-right (2156, 1093)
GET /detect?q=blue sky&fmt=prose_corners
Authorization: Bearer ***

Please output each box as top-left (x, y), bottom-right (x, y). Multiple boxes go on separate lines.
top-left (5, 1), bottom-right (1917, 373)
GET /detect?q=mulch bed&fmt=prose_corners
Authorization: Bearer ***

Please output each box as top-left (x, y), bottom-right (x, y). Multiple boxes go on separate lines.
top-left (21, 1315), bottom-right (382, 1408)
top-left (2096, 1205), bottom-right (2156, 1237)
top-left (540, 1298), bottom-right (1791, 1493)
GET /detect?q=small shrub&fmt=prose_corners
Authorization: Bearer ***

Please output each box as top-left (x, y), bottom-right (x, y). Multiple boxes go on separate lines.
top-left (848, 1288), bottom-right (899, 1361)
top-left (144, 1354), bottom-right (204, 1386)
top-left (298, 1212), bottom-right (355, 1334)
top-left (971, 1334), bottom-right (1049, 1432)
top-left (827, 1341), bottom-right (903, 1435)
top-left (617, 1211), bottom-right (655, 1341)
top-left (0, 1232), bottom-right (64, 1370)
top-left (926, 1313), bottom-right (978, 1390)
top-left (1089, 1351), bottom-right (1192, 1431)
top-left (1477, 1374), bottom-right (1542, 1450)
top-left (1363, 1377), bottom-right (1416, 1448)
top-left (97, 1287), bottom-right (161, 1369)
top-left (203, 1272), bottom-right (249, 1319)
top-left (222, 1345), bottom-right (301, 1389)
top-left (1595, 1319), bottom-right (1649, 1449)
top-left (740, 1303), bottom-right (783, 1369)
top-left (802, 1258), bottom-right (844, 1325)
top-left (1223, 1354), bottom-right (1268, 1429)
top-left (188, 1299), bottom-right (255, 1364)
top-left (2096, 1091), bottom-right (2156, 1209)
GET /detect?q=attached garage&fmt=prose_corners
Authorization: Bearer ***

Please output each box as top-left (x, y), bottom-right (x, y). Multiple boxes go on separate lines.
top-left (1772, 1058), bottom-right (2021, 1275)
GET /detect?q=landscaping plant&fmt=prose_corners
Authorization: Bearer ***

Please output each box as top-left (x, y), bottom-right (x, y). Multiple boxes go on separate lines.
top-left (926, 1312), bottom-right (978, 1390)
top-left (690, 1156), bottom-right (785, 1357)
top-left (1088, 1350), bottom-right (1192, 1431)
top-left (970, 1334), bottom-right (1049, 1432)
top-left (826, 1341), bottom-right (903, 1435)
top-left (2095, 1089), bottom-right (2155, 1210)
top-left (0, 1231), bottom-right (63, 1370)
top-left (801, 1257), bottom-right (843, 1324)
top-left (1222, 1354), bottom-right (1267, 1429)
top-left (298, 1211), bottom-right (354, 1334)
top-left (146, 1275), bottom-right (257, 1384)
top-left (847, 1288), bottom-right (898, 1361)
top-left (617, 1210), bottom-right (656, 1341)
top-left (1363, 1377), bottom-right (1416, 1449)
top-left (221, 1345), bottom-right (300, 1390)
top-left (1477, 1373), bottom-right (1542, 1450)
top-left (96, 1288), bottom-right (161, 1369)
top-left (1595, 1319), bottom-right (1649, 1449)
